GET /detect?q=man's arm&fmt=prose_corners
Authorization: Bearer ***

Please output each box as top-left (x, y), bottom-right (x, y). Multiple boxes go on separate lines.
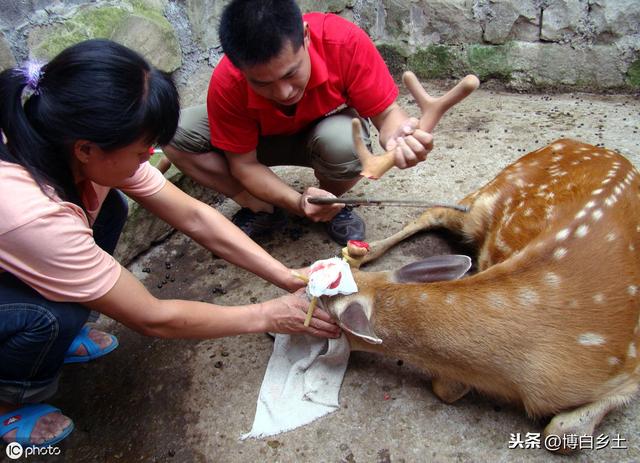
top-left (334, 18), bottom-right (433, 170)
top-left (227, 149), bottom-right (302, 214)
top-left (225, 149), bottom-right (343, 222)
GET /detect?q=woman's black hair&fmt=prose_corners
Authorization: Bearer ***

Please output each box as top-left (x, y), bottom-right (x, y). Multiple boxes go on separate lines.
top-left (219, 0), bottom-right (304, 69)
top-left (0, 39), bottom-right (180, 206)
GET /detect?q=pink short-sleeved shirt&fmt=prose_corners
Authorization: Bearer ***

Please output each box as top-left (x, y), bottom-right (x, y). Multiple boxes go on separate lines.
top-left (0, 160), bottom-right (166, 302)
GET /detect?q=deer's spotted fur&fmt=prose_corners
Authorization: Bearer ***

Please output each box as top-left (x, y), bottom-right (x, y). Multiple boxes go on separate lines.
top-left (324, 139), bottom-right (639, 452)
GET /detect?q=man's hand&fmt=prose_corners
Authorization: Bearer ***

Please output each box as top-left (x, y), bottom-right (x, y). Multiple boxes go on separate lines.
top-left (384, 117), bottom-right (434, 169)
top-left (299, 186), bottom-right (343, 222)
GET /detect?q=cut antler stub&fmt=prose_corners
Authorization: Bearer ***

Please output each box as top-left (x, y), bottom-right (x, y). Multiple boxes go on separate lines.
top-left (353, 73), bottom-right (480, 180)
top-left (352, 118), bottom-right (395, 180)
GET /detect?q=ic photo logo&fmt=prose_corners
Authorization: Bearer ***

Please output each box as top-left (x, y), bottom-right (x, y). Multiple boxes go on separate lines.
top-left (5, 442), bottom-right (62, 459)
top-left (6, 442), bottom-right (23, 459)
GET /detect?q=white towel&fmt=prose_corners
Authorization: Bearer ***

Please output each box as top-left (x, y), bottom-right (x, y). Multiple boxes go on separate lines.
top-left (241, 332), bottom-right (351, 440)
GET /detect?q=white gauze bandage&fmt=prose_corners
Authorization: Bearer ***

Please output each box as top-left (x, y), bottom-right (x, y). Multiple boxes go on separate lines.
top-left (306, 257), bottom-right (358, 298)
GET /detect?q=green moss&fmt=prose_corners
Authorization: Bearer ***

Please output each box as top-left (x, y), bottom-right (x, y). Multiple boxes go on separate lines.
top-left (78, 7), bottom-right (129, 37)
top-left (407, 45), bottom-right (454, 79)
top-left (627, 59), bottom-right (640, 88)
top-left (129, 0), bottom-right (168, 25)
top-left (33, 7), bottom-right (128, 59)
top-left (466, 44), bottom-right (513, 82)
top-left (32, 2), bottom-right (172, 61)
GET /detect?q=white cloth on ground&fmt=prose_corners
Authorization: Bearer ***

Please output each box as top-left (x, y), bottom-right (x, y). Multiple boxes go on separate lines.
top-left (241, 257), bottom-right (357, 440)
top-left (241, 333), bottom-right (351, 440)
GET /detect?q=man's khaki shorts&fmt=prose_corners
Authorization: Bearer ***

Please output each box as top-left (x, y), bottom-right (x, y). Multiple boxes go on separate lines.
top-left (169, 104), bottom-right (371, 181)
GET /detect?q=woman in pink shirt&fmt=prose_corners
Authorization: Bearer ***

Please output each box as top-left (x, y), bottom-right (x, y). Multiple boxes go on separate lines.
top-left (0, 39), bottom-right (338, 448)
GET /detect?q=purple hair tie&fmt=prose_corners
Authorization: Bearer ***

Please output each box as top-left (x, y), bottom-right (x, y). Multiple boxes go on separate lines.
top-left (21, 60), bottom-right (44, 97)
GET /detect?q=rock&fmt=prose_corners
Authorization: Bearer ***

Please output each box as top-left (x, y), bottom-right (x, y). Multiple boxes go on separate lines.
top-left (2, 0), bottom-right (638, 92)
top-left (416, 0), bottom-right (483, 44)
top-left (138, 0), bottom-right (168, 10)
top-left (376, 43), bottom-right (407, 76)
top-left (111, 14), bottom-right (182, 72)
top-left (185, 0), bottom-right (230, 50)
top-left (466, 43), bottom-right (513, 81)
top-left (407, 44), bottom-right (459, 79)
top-left (480, 0), bottom-right (540, 44)
top-left (0, 1), bottom-right (30, 31)
top-left (298, 0), bottom-right (353, 14)
top-left (509, 41), bottom-right (628, 89)
top-left (26, 2), bottom-right (180, 72)
top-left (115, 173), bottom-right (222, 266)
top-left (0, 32), bottom-right (16, 71)
top-left (588, 0), bottom-right (640, 42)
top-left (27, 5), bottom-right (130, 60)
top-left (540, 0), bottom-right (585, 43)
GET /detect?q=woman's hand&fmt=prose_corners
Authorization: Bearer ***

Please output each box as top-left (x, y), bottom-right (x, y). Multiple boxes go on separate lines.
top-left (276, 266), bottom-right (310, 292)
top-left (261, 289), bottom-right (341, 338)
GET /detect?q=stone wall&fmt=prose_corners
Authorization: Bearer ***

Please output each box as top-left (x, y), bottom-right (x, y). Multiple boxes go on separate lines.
top-left (1, 0), bottom-right (638, 90)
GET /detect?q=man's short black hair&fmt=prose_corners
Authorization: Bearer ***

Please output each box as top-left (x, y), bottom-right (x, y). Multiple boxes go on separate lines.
top-left (219, 0), bottom-right (304, 69)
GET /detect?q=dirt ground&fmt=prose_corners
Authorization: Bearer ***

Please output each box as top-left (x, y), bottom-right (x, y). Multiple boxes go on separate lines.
top-left (4, 69), bottom-right (639, 462)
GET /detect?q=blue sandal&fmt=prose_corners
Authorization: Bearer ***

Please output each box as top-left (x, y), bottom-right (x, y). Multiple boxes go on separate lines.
top-left (0, 404), bottom-right (74, 447)
top-left (63, 325), bottom-right (119, 364)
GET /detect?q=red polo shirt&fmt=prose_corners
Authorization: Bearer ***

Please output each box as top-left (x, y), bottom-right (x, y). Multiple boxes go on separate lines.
top-left (207, 12), bottom-right (398, 154)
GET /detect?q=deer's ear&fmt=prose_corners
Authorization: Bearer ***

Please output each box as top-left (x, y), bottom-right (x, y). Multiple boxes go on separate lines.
top-left (393, 255), bottom-right (472, 283)
top-left (338, 300), bottom-right (382, 345)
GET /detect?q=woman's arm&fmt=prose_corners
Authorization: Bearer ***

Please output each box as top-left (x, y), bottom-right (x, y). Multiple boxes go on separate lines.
top-left (130, 180), bottom-right (304, 291)
top-left (86, 265), bottom-right (340, 339)
top-left (121, 174), bottom-right (341, 338)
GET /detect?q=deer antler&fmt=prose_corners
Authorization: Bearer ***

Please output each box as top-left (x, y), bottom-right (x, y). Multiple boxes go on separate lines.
top-left (354, 72), bottom-right (480, 180)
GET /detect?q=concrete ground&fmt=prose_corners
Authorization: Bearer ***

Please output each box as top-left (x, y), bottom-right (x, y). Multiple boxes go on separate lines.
top-left (4, 70), bottom-right (639, 462)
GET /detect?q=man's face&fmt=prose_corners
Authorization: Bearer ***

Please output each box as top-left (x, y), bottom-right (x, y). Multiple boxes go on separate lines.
top-left (242, 25), bottom-right (311, 107)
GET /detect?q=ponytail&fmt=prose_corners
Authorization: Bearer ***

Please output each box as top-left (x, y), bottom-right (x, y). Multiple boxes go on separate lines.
top-left (0, 39), bottom-right (180, 206)
top-left (0, 64), bottom-right (80, 204)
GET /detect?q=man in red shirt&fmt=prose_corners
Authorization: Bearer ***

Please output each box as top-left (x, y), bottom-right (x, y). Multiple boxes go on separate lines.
top-left (162, 0), bottom-right (433, 245)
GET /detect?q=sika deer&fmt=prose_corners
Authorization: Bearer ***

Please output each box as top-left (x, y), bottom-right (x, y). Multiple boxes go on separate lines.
top-left (323, 139), bottom-right (640, 452)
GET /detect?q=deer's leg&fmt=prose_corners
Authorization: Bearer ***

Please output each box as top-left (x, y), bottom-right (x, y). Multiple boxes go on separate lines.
top-left (431, 377), bottom-right (471, 404)
top-left (543, 381), bottom-right (638, 454)
top-left (362, 208), bottom-right (467, 266)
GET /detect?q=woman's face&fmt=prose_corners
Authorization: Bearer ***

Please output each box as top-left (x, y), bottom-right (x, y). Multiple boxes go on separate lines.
top-left (77, 138), bottom-right (152, 186)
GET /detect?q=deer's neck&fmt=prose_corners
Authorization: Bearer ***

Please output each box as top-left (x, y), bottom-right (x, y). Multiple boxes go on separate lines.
top-left (353, 270), bottom-right (528, 376)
